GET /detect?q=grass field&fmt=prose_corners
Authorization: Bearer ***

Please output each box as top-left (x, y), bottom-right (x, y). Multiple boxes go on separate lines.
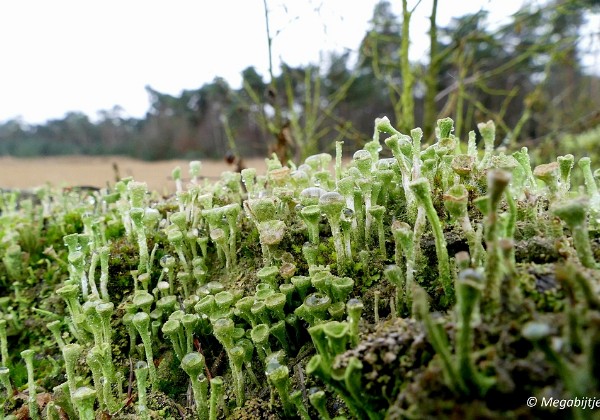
top-left (0, 156), bottom-right (267, 193)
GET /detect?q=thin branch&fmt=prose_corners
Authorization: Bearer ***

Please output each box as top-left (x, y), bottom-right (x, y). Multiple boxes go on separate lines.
top-left (262, 0), bottom-right (275, 84)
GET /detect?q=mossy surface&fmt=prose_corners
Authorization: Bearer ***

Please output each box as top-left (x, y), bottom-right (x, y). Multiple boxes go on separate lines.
top-left (1, 117), bottom-right (600, 419)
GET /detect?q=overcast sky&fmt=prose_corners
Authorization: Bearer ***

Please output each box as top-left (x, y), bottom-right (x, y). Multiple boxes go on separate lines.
top-left (0, 0), bottom-right (540, 124)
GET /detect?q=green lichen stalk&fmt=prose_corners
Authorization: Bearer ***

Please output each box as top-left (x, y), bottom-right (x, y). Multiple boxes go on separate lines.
top-left (209, 376), bottom-right (223, 420)
top-left (21, 349), bottom-right (39, 420)
top-left (72, 387), bottom-right (96, 420)
top-left (455, 269), bottom-right (494, 395)
top-left (553, 199), bottom-right (597, 269)
top-left (409, 178), bottom-right (453, 303)
top-left (482, 169), bottom-right (511, 307)
top-left (181, 353), bottom-right (209, 420)
top-left (319, 192), bottom-right (348, 270)
top-left (132, 312), bottom-right (157, 388)
top-left (135, 361), bottom-right (150, 420)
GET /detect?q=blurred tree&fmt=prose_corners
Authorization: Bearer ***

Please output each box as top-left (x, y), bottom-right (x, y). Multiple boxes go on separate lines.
top-left (433, 0), bottom-right (600, 145)
top-left (358, 1), bottom-right (405, 127)
top-left (237, 0), bottom-right (367, 162)
top-left (0, 0), bottom-right (598, 161)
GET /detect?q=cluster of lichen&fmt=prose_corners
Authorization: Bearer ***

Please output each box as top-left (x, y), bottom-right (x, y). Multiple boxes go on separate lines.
top-left (1, 116), bottom-right (600, 419)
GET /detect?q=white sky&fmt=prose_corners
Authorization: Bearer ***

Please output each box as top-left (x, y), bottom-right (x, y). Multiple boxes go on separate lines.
top-left (0, 0), bottom-right (545, 124)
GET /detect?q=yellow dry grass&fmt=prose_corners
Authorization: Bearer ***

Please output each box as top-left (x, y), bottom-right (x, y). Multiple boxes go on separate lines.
top-left (0, 156), bottom-right (267, 193)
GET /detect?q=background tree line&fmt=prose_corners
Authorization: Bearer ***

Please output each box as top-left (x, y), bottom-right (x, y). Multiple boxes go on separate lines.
top-left (0, 0), bottom-right (598, 162)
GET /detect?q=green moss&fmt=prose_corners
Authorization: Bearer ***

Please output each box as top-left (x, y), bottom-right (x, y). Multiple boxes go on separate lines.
top-left (2, 117), bottom-right (600, 419)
